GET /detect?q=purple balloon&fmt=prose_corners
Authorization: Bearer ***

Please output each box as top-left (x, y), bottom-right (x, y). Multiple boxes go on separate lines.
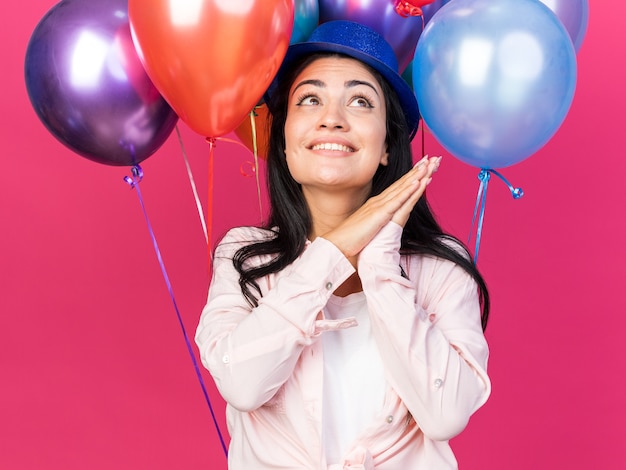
top-left (25, 0), bottom-right (178, 166)
top-left (318, 0), bottom-right (425, 73)
top-left (400, 1), bottom-right (445, 91)
top-left (422, 0), bottom-right (444, 25)
top-left (538, 0), bottom-right (589, 51)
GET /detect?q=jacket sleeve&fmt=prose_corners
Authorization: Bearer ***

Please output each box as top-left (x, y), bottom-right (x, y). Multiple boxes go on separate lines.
top-left (357, 222), bottom-right (491, 441)
top-left (195, 228), bottom-right (355, 412)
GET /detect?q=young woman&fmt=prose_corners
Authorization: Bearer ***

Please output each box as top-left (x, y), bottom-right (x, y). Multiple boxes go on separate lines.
top-left (196, 20), bottom-right (491, 469)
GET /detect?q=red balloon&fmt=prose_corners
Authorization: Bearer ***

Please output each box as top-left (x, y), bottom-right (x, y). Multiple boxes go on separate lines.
top-left (129, 0), bottom-right (293, 138)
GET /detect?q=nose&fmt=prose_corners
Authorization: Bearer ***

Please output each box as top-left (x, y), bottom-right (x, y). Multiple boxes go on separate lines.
top-left (317, 101), bottom-right (349, 131)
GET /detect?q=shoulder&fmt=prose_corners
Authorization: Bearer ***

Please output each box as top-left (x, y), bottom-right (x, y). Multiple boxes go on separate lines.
top-left (403, 236), bottom-right (473, 283)
top-left (438, 235), bottom-right (473, 262)
top-left (214, 226), bottom-right (276, 258)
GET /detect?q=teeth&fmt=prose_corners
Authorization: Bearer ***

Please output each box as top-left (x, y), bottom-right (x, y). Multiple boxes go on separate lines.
top-left (311, 143), bottom-right (353, 152)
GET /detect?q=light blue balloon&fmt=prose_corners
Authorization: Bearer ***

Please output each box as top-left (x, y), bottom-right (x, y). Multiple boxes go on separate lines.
top-left (413, 0), bottom-right (577, 169)
top-left (291, 0), bottom-right (319, 44)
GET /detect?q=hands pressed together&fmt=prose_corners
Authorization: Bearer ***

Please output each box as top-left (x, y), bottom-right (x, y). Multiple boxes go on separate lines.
top-left (321, 155), bottom-right (441, 263)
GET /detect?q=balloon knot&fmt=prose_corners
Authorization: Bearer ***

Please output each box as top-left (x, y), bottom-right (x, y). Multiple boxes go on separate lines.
top-left (124, 165), bottom-right (144, 189)
top-left (481, 168), bottom-right (524, 200)
top-left (395, 1), bottom-right (423, 17)
top-left (478, 169), bottom-right (491, 183)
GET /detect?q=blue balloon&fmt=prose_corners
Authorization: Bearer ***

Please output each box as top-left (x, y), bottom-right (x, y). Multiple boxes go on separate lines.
top-left (413, 0), bottom-right (577, 169)
top-left (291, 0), bottom-right (319, 44)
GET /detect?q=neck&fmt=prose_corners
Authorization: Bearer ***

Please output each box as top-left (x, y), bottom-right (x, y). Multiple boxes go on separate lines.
top-left (303, 187), bottom-right (369, 240)
top-left (303, 187), bottom-right (367, 297)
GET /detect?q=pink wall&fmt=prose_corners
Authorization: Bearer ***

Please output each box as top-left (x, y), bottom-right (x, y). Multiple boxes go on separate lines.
top-left (2, 1), bottom-right (625, 468)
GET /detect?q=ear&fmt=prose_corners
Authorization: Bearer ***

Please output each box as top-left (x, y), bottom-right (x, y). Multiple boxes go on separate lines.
top-left (380, 147), bottom-right (389, 166)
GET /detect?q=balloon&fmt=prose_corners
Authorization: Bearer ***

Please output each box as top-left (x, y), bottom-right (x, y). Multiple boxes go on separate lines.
top-left (318, 0), bottom-right (427, 73)
top-left (24, 0), bottom-right (178, 166)
top-left (400, 0), bottom-right (445, 90)
top-left (413, 0), bottom-right (577, 169)
top-left (538, 0), bottom-right (589, 52)
top-left (402, 61), bottom-right (415, 92)
top-left (421, 0), bottom-right (445, 24)
top-left (234, 104), bottom-right (271, 160)
top-left (291, 0), bottom-right (320, 44)
top-left (129, 0), bottom-right (294, 138)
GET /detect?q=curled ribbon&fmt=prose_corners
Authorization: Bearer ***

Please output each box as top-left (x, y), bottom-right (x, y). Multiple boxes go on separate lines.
top-left (469, 168), bottom-right (524, 264)
top-left (240, 160), bottom-right (257, 178)
top-left (394, 1), bottom-right (424, 17)
top-left (124, 165), bottom-right (228, 457)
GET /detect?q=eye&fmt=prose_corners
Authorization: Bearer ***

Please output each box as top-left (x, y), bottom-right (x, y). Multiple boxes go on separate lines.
top-left (296, 94), bottom-right (320, 106)
top-left (348, 94), bottom-right (374, 108)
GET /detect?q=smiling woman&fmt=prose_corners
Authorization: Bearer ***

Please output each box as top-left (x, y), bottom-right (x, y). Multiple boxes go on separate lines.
top-left (195, 20), bottom-right (491, 469)
top-left (284, 57), bottom-right (389, 197)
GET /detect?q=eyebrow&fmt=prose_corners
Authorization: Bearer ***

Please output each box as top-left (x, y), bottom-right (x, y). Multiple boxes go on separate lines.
top-left (345, 80), bottom-right (380, 96)
top-left (291, 79), bottom-right (380, 96)
top-left (292, 79), bottom-right (325, 96)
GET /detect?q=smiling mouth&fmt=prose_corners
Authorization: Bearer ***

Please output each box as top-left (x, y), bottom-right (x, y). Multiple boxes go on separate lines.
top-left (311, 143), bottom-right (355, 152)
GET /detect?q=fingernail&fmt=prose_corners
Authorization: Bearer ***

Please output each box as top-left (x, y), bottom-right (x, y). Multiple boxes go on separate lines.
top-left (433, 156), bottom-right (442, 172)
top-left (414, 156), bottom-right (429, 169)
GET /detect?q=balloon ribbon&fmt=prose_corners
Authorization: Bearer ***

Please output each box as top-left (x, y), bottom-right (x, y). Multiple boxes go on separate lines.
top-left (176, 126), bottom-right (208, 244)
top-left (206, 138), bottom-right (216, 273)
top-left (248, 108), bottom-right (264, 219)
top-left (124, 165), bottom-right (228, 457)
top-left (469, 169), bottom-right (524, 264)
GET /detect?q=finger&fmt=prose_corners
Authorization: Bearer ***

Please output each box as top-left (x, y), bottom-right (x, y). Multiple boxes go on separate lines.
top-left (391, 178), bottom-right (428, 226)
top-left (400, 155), bottom-right (439, 186)
top-left (324, 158), bottom-right (440, 255)
top-left (391, 157), bottom-right (441, 226)
top-left (374, 156), bottom-right (431, 204)
top-left (429, 156), bottom-right (442, 174)
top-left (382, 155), bottom-right (438, 201)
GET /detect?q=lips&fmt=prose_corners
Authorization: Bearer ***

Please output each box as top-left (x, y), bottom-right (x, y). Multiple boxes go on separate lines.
top-left (310, 142), bottom-right (355, 152)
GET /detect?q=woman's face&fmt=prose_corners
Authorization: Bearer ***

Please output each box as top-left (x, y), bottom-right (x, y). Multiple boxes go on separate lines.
top-left (284, 56), bottom-right (388, 202)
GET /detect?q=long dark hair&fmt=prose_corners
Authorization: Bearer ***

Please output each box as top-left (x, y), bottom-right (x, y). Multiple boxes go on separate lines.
top-left (231, 53), bottom-right (490, 331)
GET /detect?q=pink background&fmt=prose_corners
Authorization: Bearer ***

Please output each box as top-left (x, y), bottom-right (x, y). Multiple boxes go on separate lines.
top-left (2, 1), bottom-right (625, 468)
